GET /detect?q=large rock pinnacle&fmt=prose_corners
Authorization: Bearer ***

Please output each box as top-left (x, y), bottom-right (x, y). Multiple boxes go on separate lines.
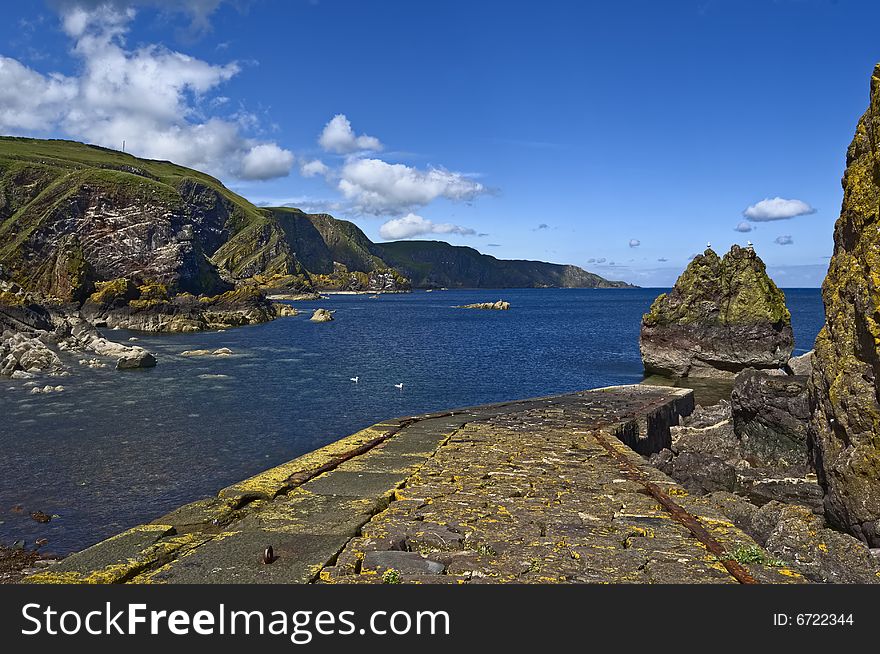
top-left (640, 244), bottom-right (793, 378)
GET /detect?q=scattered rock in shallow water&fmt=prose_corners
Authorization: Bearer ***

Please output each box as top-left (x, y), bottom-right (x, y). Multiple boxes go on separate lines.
top-left (309, 308), bottom-right (334, 322)
top-left (29, 385), bottom-right (64, 394)
top-left (457, 300), bottom-right (510, 310)
top-left (116, 351), bottom-right (157, 370)
top-left (271, 302), bottom-right (298, 317)
top-left (0, 330), bottom-right (64, 377)
top-left (30, 511), bottom-right (51, 524)
top-left (82, 285), bottom-right (280, 333)
top-left (639, 245), bottom-right (793, 378)
top-left (180, 347), bottom-right (233, 357)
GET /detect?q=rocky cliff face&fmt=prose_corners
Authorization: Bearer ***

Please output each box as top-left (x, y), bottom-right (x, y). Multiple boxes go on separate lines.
top-left (0, 138), bottom-right (310, 301)
top-left (809, 64), bottom-right (880, 547)
top-left (640, 245), bottom-right (793, 378)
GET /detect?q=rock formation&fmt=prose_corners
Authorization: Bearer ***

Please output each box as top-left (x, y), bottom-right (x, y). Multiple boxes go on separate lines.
top-left (652, 367), bottom-right (818, 508)
top-left (81, 282), bottom-right (279, 333)
top-left (707, 491), bottom-right (880, 584)
top-left (309, 308), bottom-right (334, 322)
top-left (0, 138), bottom-right (631, 302)
top-left (809, 64), bottom-right (880, 547)
top-left (640, 245), bottom-right (793, 378)
top-left (0, 280), bottom-right (155, 375)
top-left (786, 350), bottom-right (813, 376)
top-left (457, 300), bottom-right (511, 310)
top-left (731, 368), bottom-right (810, 470)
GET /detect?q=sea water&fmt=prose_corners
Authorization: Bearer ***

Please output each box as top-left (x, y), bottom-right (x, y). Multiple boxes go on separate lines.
top-left (0, 288), bottom-right (824, 553)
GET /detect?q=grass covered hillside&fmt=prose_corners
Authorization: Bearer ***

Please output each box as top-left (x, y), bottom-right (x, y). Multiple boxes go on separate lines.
top-left (375, 240), bottom-right (633, 288)
top-left (0, 137), bottom-right (632, 298)
top-left (0, 136), bottom-right (308, 300)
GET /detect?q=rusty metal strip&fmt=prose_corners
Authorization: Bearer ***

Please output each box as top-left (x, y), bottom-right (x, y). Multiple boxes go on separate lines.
top-left (591, 429), bottom-right (759, 585)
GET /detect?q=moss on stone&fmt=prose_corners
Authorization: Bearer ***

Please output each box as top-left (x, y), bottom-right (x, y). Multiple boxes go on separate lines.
top-left (136, 282), bottom-right (169, 301)
top-left (643, 246), bottom-right (790, 328)
top-left (88, 277), bottom-right (139, 305)
top-left (809, 62), bottom-right (880, 547)
top-left (0, 290), bottom-right (24, 306)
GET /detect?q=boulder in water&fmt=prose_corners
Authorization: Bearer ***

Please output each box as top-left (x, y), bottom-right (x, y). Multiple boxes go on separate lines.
top-left (309, 308), bottom-right (334, 322)
top-left (457, 300), bottom-right (510, 310)
top-left (640, 245), bottom-right (793, 378)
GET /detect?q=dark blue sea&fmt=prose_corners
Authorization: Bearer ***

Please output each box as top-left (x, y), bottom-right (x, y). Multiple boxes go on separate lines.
top-left (0, 288), bottom-right (824, 554)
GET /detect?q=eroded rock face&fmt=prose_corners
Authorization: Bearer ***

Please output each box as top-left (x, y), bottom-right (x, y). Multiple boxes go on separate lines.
top-left (731, 368), bottom-right (810, 471)
top-left (809, 64), bottom-right (880, 547)
top-left (787, 350), bottom-right (813, 376)
top-left (651, 400), bottom-right (821, 508)
top-left (640, 245), bottom-right (793, 378)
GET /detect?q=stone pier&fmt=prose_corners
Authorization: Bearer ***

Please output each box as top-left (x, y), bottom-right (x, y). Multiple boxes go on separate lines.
top-left (25, 385), bottom-right (803, 584)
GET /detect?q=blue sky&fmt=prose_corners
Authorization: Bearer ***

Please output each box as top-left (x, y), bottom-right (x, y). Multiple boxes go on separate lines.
top-left (0, 0), bottom-right (877, 286)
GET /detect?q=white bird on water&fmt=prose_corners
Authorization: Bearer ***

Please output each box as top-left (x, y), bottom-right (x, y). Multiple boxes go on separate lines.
top-left (350, 376), bottom-right (359, 383)
top-left (394, 383), bottom-right (404, 390)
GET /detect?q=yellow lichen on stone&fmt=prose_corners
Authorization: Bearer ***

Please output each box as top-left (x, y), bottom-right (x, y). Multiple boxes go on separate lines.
top-left (219, 425), bottom-right (391, 500)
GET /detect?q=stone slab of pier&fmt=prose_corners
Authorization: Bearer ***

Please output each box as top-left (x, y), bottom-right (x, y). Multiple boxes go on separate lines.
top-left (24, 385), bottom-right (804, 584)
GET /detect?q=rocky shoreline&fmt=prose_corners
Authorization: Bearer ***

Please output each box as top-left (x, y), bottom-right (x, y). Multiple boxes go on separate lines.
top-left (635, 246), bottom-right (880, 583)
top-left (645, 370), bottom-right (880, 583)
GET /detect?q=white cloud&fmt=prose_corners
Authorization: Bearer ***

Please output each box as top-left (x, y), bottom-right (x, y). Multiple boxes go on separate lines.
top-left (378, 213), bottom-right (477, 240)
top-left (338, 158), bottom-right (486, 215)
top-left (239, 144), bottom-right (294, 180)
top-left (628, 239), bottom-right (640, 248)
top-left (0, 57), bottom-right (76, 130)
top-left (734, 221), bottom-right (753, 233)
top-left (300, 159), bottom-right (330, 178)
top-left (743, 197), bottom-right (815, 221)
top-left (318, 114), bottom-right (382, 154)
top-left (774, 235), bottom-right (794, 245)
top-left (54, 0), bottom-right (227, 37)
top-left (0, 4), bottom-right (294, 181)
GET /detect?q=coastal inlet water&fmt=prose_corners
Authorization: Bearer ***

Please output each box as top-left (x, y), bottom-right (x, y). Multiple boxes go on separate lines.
top-left (0, 288), bottom-right (824, 554)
